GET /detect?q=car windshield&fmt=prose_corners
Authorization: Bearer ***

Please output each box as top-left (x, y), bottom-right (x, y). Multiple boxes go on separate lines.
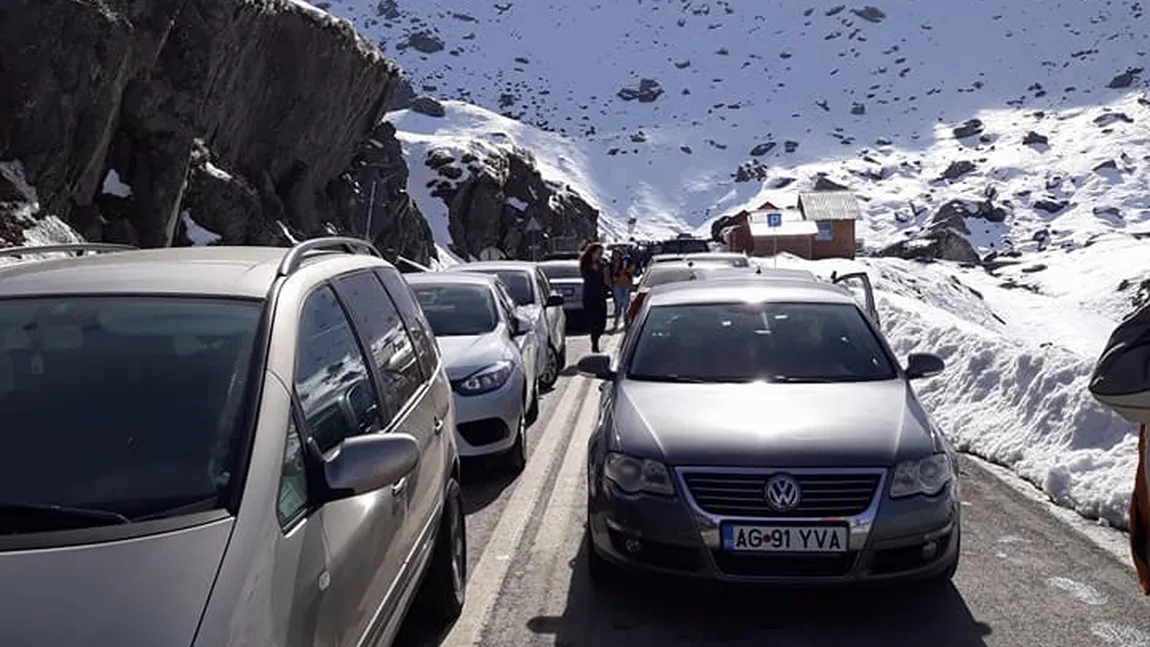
top-left (483, 270), bottom-right (534, 305)
top-left (627, 301), bottom-right (896, 383)
top-left (413, 284), bottom-right (499, 336)
top-left (540, 263), bottom-right (582, 280)
top-left (0, 296), bottom-right (262, 526)
top-left (660, 239), bottom-right (709, 254)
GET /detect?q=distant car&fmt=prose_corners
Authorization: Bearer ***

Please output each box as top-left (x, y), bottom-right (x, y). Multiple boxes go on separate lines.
top-left (408, 272), bottom-right (539, 471)
top-left (0, 238), bottom-right (465, 647)
top-left (625, 260), bottom-right (750, 326)
top-left (653, 237), bottom-right (710, 255)
top-left (445, 261), bottom-right (566, 389)
top-left (578, 274), bottom-right (958, 587)
top-left (538, 259), bottom-right (585, 320)
top-left (649, 252), bottom-right (751, 268)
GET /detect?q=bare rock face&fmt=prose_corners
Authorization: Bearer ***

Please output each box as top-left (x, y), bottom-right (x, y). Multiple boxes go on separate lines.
top-left (422, 145), bottom-right (598, 260)
top-left (0, 0), bottom-right (435, 264)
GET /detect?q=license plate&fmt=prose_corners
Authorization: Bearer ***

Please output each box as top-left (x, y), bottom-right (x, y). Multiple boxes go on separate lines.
top-left (721, 524), bottom-right (848, 553)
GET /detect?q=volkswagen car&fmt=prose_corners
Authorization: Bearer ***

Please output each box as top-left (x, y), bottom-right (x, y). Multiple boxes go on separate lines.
top-left (577, 274), bottom-right (959, 586)
top-left (408, 272), bottom-right (538, 472)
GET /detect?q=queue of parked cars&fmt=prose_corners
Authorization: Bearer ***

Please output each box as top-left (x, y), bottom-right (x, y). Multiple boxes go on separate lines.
top-left (0, 237), bottom-right (954, 646)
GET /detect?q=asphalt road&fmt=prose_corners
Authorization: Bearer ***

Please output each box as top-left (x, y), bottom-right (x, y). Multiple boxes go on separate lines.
top-left (396, 331), bottom-right (1150, 647)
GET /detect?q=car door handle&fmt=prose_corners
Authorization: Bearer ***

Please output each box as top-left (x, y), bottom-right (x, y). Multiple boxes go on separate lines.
top-left (392, 477), bottom-right (408, 496)
top-left (432, 417), bottom-right (444, 435)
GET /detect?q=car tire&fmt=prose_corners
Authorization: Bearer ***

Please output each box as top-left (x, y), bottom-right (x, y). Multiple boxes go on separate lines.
top-left (505, 414), bottom-right (527, 474)
top-left (526, 387), bottom-right (540, 425)
top-left (538, 344), bottom-right (561, 391)
top-left (411, 478), bottom-right (467, 625)
top-left (559, 342), bottom-right (567, 369)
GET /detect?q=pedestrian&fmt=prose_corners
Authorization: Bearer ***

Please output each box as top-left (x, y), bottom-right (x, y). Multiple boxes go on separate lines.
top-left (608, 248), bottom-right (636, 331)
top-left (1089, 304), bottom-right (1150, 593)
top-left (579, 242), bottom-right (609, 353)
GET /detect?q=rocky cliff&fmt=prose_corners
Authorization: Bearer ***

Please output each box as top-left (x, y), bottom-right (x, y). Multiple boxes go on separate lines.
top-left (0, 0), bottom-right (434, 264)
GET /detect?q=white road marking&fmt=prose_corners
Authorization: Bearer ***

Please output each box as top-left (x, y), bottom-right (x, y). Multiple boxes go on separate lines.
top-left (442, 336), bottom-right (618, 647)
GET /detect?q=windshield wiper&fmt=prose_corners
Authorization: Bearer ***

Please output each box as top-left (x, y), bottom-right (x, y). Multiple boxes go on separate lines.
top-left (133, 496), bottom-right (222, 522)
top-left (0, 501), bottom-right (130, 531)
top-left (628, 374), bottom-right (747, 384)
top-left (770, 375), bottom-right (843, 383)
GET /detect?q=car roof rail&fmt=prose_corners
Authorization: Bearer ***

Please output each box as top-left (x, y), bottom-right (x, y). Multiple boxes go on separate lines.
top-left (0, 243), bottom-right (139, 260)
top-left (277, 236), bottom-right (382, 277)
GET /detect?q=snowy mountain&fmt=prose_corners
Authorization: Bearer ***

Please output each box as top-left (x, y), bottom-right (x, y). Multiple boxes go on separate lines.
top-left (326, 0), bottom-right (1149, 250)
top-left (300, 0), bottom-right (1150, 528)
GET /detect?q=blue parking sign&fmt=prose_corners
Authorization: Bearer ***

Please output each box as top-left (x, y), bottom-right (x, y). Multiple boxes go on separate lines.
top-left (766, 212), bottom-right (782, 227)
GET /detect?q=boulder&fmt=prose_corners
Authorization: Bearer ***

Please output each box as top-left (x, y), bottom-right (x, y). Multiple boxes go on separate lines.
top-left (426, 144), bottom-right (598, 260)
top-left (0, 0), bottom-right (434, 261)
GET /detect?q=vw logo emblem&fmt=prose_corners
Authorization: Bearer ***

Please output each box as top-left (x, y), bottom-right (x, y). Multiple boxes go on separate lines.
top-left (764, 474), bottom-right (802, 511)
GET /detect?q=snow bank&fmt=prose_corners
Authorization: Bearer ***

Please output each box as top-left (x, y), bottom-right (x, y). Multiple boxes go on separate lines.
top-left (775, 254), bottom-right (1141, 529)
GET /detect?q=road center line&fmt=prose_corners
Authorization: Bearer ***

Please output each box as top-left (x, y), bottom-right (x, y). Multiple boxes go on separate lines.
top-left (442, 336), bottom-right (619, 647)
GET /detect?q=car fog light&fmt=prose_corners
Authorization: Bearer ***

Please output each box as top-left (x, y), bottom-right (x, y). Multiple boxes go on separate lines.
top-left (625, 538), bottom-right (642, 554)
top-left (921, 540), bottom-right (938, 560)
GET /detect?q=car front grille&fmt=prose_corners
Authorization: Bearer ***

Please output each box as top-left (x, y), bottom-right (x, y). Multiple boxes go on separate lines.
top-left (680, 471), bottom-right (882, 518)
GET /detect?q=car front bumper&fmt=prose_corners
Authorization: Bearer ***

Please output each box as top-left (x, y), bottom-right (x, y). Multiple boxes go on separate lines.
top-left (587, 466), bottom-right (960, 586)
top-left (451, 373), bottom-right (524, 458)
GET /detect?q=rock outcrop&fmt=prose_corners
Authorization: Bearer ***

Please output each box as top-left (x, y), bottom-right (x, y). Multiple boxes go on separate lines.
top-left (878, 198), bottom-right (1007, 264)
top-left (421, 143), bottom-right (598, 260)
top-left (0, 0), bottom-right (435, 264)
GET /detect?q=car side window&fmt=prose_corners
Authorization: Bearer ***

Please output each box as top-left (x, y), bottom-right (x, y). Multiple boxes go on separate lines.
top-left (277, 417), bottom-right (309, 527)
top-left (296, 285), bottom-right (381, 454)
top-left (375, 268), bottom-right (439, 379)
top-left (335, 271), bottom-right (423, 415)
top-left (493, 284), bottom-right (517, 324)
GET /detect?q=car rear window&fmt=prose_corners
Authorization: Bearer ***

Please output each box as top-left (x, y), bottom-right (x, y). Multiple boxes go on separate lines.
top-left (627, 301), bottom-right (896, 383)
top-left (0, 296), bottom-right (263, 525)
top-left (638, 262), bottom-right (729, 289)
top-left (412, 283), bottom-right (499, 336)
top-left (540, 263), bottom-right (582, 280)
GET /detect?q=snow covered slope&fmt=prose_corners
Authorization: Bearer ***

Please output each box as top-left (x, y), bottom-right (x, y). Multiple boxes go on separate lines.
top-left (324, 0), bottom-right (1149, 251)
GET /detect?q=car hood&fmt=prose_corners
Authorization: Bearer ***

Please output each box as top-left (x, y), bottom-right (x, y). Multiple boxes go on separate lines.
top-left (0, 516), bottom-right (233, 646)
top-left (611, 380), bottom-right (940, 467)
top-left (437, 332), bottom-right (513, 381)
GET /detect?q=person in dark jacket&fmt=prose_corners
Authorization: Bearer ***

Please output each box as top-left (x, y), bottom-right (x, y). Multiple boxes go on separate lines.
top-left (579, 242), bottom-right (609, 352)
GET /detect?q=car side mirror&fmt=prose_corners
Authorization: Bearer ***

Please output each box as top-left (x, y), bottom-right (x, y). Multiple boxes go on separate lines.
top-left (321, 433), bottom-right (420, 498)
top-left (905, 353), bottom-right (945, 380)
top-left (545, 293), bottom-right (565, 307)
top-left (511, 313), bottom-right (533, 336)
top-left (576, 354), bottom-right (615, 380)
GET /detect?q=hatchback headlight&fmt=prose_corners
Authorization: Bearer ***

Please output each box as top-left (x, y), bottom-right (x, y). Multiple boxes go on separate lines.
top-left (603, 452), bottom-right (675, 496)
top-left (890, 453), bottom-right (953, 498)
top-left (454, 361), bottom-right (513, 395)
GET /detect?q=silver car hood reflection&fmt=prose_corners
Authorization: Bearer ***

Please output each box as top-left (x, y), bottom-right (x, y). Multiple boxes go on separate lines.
top-left (610, 379), bottom-right (941, 467)
top-left (437, 332), bottom-right (515, 381)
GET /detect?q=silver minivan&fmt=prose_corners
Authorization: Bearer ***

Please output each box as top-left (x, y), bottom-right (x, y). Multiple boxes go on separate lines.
top-left (0, 239), bottom-right (466, 647)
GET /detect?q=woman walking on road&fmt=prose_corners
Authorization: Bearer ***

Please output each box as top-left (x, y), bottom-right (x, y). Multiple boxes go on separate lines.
top-left (579, 243), bottom-right (609, 353)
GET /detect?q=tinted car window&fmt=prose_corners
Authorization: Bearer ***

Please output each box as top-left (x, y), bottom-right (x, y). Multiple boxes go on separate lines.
top-left (296, 286), bottom-right (382, 454)
top-left (0, 296), bottom-right (262, 523)
top-left (475, 270), bottom-right (533, 306)
top-left (335, 271), bottom-right (423, 415)
top-left (277, 418), bottom-right (308, 527)
top-left (413, 284), bottom-right (500, 336)
top-left (377, 268), bottom-right (439, 379)
top-left (628, 302), bottom-right (896, 383)
top-left (539, 263), bottom-right (582, 280)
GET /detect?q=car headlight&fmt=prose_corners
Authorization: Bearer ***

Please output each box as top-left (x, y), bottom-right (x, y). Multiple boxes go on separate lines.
top-left (603, 452), bottom-right (675, 496)
top-left (890, 453), bottom-right (953, 498)
top-left (454, 361), bottom-right (514, 396)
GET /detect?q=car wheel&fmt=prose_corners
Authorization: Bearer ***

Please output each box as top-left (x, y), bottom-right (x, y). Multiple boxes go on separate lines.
top-left (411, 478), bottom-right (467, 625)
top-left (538, 344), bottom-right (561, 391)
top-left (559, 342), bottom-right (567, 368)
top-left (526, 387), bottom-right (540, 425)
top-left (505, 414), bottom-right (527, 474)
